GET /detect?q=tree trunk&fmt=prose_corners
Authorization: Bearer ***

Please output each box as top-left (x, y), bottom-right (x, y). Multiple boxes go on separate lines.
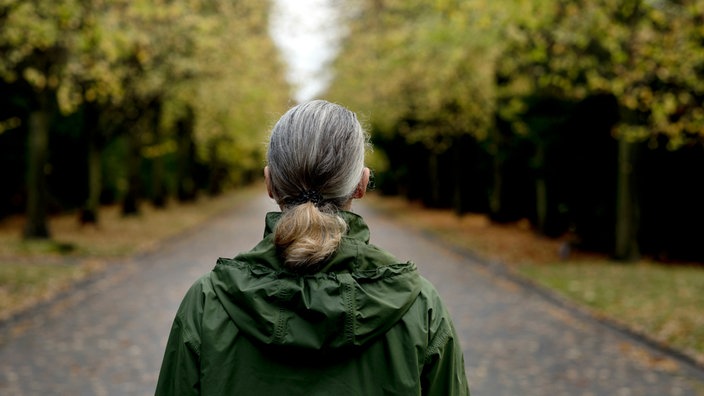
top-left (151, 153), bottom-right (167, 208)
top-left (489, 148), bottom-right (503, 217)
top-left (150, 101), bottom-right (167, 208)
top-left (207, 140), bottom-right (224, 196)
top-left (80, 108), bottom-right (101, 224)
top-left (23, 101), bottom-right (51, 239)
top-left (176, 109), bottom-right (197, 202)
top-left (122, 100), bottom-right (161, 215)
top-left (614, 138), bottom-right (639, 261)
top-left (534, 143), bottom-right (548, 233)
top-left (428, 152), bottom-right (440, 206)
top-left (452, 138), bottom-right (463, 214)
top-left (122, 129), bottom-right (142, 216)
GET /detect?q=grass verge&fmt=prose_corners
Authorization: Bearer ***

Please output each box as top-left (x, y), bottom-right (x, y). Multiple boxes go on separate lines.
top-left (0, 184), bottom-right (260, 321)
top-left (363, 193), bottom-right (704, 367)
top-left (519, 261), bottom-right (704, 365)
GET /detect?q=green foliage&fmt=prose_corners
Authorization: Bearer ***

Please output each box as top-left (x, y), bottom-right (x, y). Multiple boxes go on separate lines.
top-left (161, 0), bottom-right (289, 188)
top-left (0, 0), bottom-right (290, 218)
top-left (328, 0), bottom-right (704, 260)
top-left (331, 0), bottom-right (704, 154)
top-left (329, 0), bottom-right (500, 152)
top-left (496, 0), bottom-right (704, 149)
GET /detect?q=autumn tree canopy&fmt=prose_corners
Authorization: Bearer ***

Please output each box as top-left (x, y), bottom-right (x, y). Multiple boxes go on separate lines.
top-left (328, 0), bottom-right (704, 261)
top-left (0, 0), bottom-right (289, 237)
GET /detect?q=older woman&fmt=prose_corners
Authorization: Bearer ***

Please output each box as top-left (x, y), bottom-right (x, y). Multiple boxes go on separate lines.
top-left (156, 100), bottom-right (469, 395)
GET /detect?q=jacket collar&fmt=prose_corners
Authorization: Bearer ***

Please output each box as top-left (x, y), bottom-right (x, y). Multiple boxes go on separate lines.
top-left (211, 211), bottom-right (421, 351)
top-left (263, 210), bottom-right (371, 244)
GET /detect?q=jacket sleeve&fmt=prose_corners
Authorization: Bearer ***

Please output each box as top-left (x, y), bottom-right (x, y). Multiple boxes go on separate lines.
top-left (421, 298), bottom-right (470, 396)
top-left (155, 280), bottom-right (206, 396)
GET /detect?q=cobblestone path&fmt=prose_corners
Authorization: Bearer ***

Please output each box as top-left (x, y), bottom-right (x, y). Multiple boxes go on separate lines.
top-left (0, 192), bottom-right (703, 395)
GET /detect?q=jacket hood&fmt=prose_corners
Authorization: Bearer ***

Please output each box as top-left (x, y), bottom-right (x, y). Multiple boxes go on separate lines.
top-left (210, 211), bottom-right (422, 352)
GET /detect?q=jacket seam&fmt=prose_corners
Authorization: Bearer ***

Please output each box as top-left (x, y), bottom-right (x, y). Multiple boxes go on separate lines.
top-left (338, 272), bottom-right (356, 344)
top-left (272, 306), bottom-right (288, 344)
top-left (176, 314), bottom-right (202, 358)
top-left (423, 323), bottom-right (451, 364)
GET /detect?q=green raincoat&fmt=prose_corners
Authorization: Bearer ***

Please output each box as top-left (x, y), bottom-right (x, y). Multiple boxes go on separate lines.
top-left (156, 211), bottom-right (469, 395)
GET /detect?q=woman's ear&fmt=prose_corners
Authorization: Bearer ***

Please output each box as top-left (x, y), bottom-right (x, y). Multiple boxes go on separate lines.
top-left (264, 166), bottom-right (274, 199)
top-left (352, 167), bottom-right (371, 199)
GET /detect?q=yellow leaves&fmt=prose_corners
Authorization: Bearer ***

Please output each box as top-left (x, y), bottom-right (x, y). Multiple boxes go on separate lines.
top-left (4, 3), bottom-right (58, 50)
top-left (0, 0), bottom-right (288, 186)
top-left (615, 124), bottom-right (649, 143)
top-left (135, 46), bottom-right (150, 66)
top-left (551, 42), bottom-right (567, 56)
top-left (84, 88), bottom-right (98, 103)
top-left (636, 86), bottom-right (653, 110)
top-left (0, 117), bottom-right (22, 135)
top-left (537, 73), bottom-right (574, 96)
top-left (499, 97), bottom-right (527, 121)
top-left (56, 80), bottom-right (82, 114)
top-left (55, 0), bottom-right (81, 30)
top-left (622, 92), bottom-right (639, 111)
top-left (489, 0), bottom-right (704, 149)
top-left (171, 0), bottom-right (288, 171)
top-left (22, 67), bottom-right (47, 90)
top-left (648, 8), bottom-right (667, 28)
top-left (141, 139), bottom-right (177, 159)
top-left (627, 88), bottom-right (677, 129)
top-left (683, 115), bottom-right (704, 141)
top-left (585, 70), bottom-right (610, 92)
top-left (661, 92), bottom-right (678, 115)
top-left (564, 3), bottom-right (579, 18)
top-left (512, 121), bottom-right (530, 137)
top-left (331, 0), bottom-right (501, 147)
top-left (334, 0), bottom-right (704, 151)
top-left (433, 0), bottom-right (453, 13)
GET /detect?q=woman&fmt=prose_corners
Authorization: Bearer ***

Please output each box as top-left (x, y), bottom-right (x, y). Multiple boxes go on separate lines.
top-left (156, 100), bottom-right (470, 395)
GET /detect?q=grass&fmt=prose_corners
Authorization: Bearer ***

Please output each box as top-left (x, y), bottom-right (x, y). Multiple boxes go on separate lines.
top-left (363, 193), bottom-right (704, 366)
top-left (0, 261), bottom-right (98, 321)
top-left (519, 261), bottom-right (704, 364)
top-left (0, 184), bottom-right (260, 321)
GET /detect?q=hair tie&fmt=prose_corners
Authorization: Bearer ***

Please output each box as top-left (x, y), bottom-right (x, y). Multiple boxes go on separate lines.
top-left (289, 189), bottom-right (324, 206)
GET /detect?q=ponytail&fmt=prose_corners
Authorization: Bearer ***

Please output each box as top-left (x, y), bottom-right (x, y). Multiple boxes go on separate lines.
top-left (273, 202), bottom-right (347, 271)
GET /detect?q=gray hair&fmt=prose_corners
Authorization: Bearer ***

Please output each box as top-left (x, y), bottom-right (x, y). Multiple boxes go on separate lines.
top-left (267, 100), bottom-right (367, 207)
top-left (266, 100), bottom-right (368, 271)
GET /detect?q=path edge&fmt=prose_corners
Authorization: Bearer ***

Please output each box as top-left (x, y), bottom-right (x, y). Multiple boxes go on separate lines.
top-left (423, 226), bottom-right (704, 377)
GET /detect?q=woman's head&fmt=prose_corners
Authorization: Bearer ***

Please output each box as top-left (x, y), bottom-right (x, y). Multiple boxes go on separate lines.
top-left (266, 99), bottom-right (368, 209)
top-left (265, 100), bottom-right (370, 272)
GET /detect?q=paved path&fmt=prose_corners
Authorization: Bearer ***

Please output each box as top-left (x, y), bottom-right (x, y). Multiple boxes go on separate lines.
top-left (1, 192), bottom-right (703, 395)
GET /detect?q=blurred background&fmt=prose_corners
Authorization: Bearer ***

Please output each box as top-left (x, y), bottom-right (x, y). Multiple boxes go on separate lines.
top-left (1, 2), bottom-right (703, 275)
top-left (1, 0), bottom-right (704, 386)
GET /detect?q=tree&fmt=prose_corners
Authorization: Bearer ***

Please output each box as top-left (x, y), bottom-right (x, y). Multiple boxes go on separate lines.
top-left (182, 0), bottom-right (289, 193)
top-left (329, 0), bottom-right (703, 261)
top-left (494, 0), bottom-right (704, 260)
top-left (329, 0), bottom-right (500, 207)
top-left (1, 0), bottom-right (290, 233)
top-left (0, 0), bottom-right (83, 238)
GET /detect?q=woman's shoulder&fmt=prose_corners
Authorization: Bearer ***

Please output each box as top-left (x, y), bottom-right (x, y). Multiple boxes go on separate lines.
top-left (403, 275), bottom-right (456, 329)
top-left (174, 273), bottom-right (212, 314)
